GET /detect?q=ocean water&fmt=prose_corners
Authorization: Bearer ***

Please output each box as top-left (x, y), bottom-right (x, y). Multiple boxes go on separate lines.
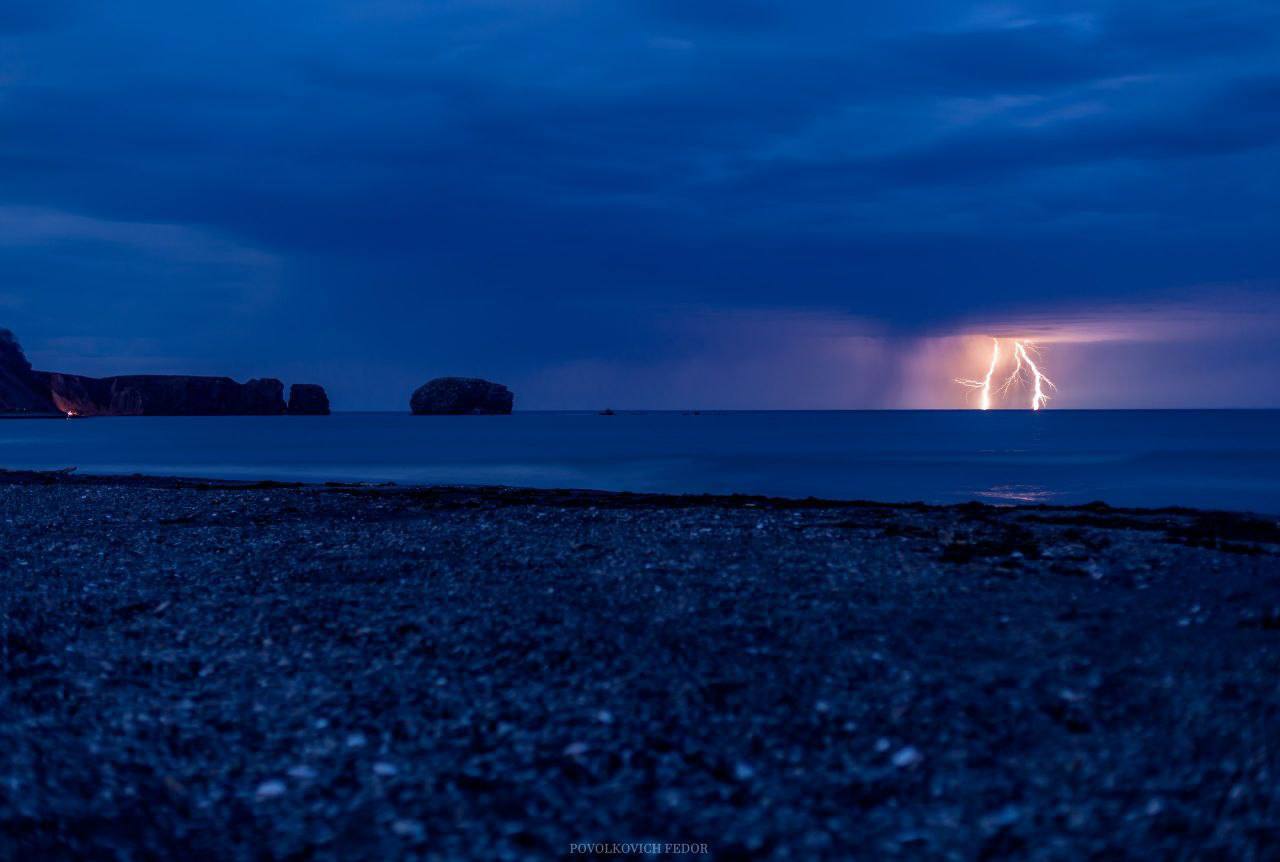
top-left (1, 410), bottom-right (1278, 513)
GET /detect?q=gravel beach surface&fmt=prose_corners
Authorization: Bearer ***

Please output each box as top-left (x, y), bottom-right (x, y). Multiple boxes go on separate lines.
top-left (1, 470), bottom-right (1278, 860)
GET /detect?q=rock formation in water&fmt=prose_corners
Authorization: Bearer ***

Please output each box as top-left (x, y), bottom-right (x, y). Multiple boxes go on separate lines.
top-left (33, 372), bottom-right (287, 416)
top-left (410, 377), bottom-right (514, 415)
top-left (0, 330), bottom-right (59, 415)
top-left (0, 328), bottom-right (328, 417)
top-left (287, 383), bottom-right (331, 415)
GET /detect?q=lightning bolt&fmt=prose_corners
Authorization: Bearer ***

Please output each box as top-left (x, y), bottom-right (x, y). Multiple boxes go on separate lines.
top-left (955, 337), bottom-right (1000, 410)
top-left (999, 342), bottom-right (1023, 397)
top-left (956, 337), bottom-right (1057, 410)
top-left (1013, 340), bottom-right (1055, 410)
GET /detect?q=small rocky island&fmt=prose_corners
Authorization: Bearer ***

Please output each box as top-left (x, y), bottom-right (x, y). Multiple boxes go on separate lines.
top-left (0, 329), bottom-right (329, 417)
top-left (411, 377), bottom-right (513, 415)
top-left (287, 383), bottom-right (330, 416)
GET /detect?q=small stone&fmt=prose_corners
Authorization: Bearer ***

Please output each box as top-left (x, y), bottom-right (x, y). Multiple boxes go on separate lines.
top-left (875, 738), bottom-right (892, 753)
top-left (287, 765), bottom-right (317, 780)
top-left (392, 819), bottom-right (425, 840)
top-left (981, 804), bottom-right (1022, 831)
top-left (563, 742), bottom-right (589, 757)
top-left (373, 762), bottom-right (398, 777)
top-left (733, 761), bottom-right (756, 781)
top-left (595, 709), bottom-right (615, 724)
top-left (346, 733), bottom-right (367, 748)
top-left (658, 789), bottom-right (683, 809)
top-left (892, 746), bottom-right (923, 768)
top-left (255, 780), bottom-right (286, 799)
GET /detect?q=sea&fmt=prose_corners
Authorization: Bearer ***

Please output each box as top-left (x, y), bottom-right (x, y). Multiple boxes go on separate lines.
top-left (2, 410), bottom-right (1278, 513)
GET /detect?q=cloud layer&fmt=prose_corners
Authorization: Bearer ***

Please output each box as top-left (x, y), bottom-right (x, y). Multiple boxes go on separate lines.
top-left (1, 1), bottom-right (1277, 406)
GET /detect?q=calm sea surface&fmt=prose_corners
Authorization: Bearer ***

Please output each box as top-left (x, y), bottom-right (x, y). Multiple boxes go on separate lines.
top-left (2, 410), bottom-right (1278, 513)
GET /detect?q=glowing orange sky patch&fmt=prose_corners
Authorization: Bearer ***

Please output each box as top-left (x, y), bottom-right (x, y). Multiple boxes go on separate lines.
top-left (956, 337), bottom-right (1056, 410)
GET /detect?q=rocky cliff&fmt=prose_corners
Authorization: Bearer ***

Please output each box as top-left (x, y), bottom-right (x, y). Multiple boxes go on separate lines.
top-left (33, 372), bottom-right (288, 416)
top-left (410, 377), bottom-right (513, 415)
top-left (1, 328), bottom-right (328, 417)
top-left (0, 330), bottom-right (58, 415)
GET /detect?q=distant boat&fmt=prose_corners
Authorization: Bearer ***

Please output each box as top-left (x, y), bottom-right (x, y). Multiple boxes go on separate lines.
top-left (599, 408), bottom-right (616, 416)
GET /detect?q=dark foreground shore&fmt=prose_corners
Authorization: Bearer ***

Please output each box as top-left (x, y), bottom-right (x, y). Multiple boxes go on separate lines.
top-left (1, 470), bottom-right (1278, 860)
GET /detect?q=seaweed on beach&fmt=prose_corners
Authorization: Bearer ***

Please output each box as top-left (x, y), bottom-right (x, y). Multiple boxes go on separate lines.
top-left (1164, 512), bottom-right (1280, 555)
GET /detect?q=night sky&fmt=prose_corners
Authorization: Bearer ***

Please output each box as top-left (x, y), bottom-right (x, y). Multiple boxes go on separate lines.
top-left (3, 1), bottom-right (1278, 408)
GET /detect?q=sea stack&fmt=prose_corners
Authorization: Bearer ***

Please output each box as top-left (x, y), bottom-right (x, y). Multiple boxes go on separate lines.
top-left (288, 383), bottom-right (331, 415)
top-left (410, 377), bottom-right (513, 415)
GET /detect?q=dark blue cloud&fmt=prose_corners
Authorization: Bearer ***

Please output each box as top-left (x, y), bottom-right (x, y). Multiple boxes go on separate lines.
top-left (0, 1), bottom-right (78, 34)
top-left (0, 0), bottom-right (1277, 406)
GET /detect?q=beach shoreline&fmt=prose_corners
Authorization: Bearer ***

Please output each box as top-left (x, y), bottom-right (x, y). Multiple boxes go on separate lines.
top-left (2, 469), bottom-right (1278, 859)
top-left (5, 409), bottom-right (1278, 513)
top-left (1, 465), bottom-right (1277, 517)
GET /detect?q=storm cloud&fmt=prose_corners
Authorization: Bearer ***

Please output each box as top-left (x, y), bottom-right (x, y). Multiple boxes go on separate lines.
top-left (1, 0), bottom-right (1277, 407)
